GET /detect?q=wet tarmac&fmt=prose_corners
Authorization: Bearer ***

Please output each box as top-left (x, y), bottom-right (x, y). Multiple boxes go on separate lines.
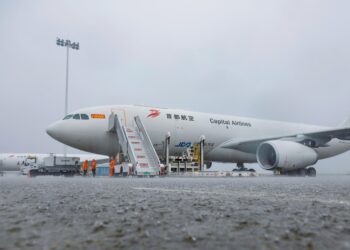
top-left (0, 175), bottom-right (350, 250)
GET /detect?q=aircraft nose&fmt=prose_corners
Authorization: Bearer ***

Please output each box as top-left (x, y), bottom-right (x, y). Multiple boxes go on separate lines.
top-left (46, 121), bottom-right (65, 142)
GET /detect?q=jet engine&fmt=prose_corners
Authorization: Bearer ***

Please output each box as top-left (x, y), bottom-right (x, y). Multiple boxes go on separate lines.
top-left (256, 140), bottom-right (318, 170)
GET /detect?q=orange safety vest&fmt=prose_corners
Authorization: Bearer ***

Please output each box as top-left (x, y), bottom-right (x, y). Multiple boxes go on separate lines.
top-left (91, 160), bottom-right (97, 170)
top-left (109, 160), bottom-right (115, 176)
top-left (110, 160), bottom-right (115, 168)
top-left (82, 161), bottom-right (88, 171)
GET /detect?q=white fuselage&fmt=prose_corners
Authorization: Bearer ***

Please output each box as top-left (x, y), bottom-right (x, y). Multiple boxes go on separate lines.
top-left (46, 105), bottom-right (350, 168)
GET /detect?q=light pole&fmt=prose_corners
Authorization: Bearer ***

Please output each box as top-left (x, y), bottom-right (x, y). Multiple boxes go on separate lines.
top-left (56, 38), bottom-right (80, 156)
top-left (56, 38), bottom-right (79, 116)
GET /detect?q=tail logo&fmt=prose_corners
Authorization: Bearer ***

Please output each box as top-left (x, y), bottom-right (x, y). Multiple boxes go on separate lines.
top-left (147, 109), bottom-right (161, 118)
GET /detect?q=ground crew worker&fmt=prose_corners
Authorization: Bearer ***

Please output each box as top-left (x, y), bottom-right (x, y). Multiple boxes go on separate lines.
top-left (109, 159), bottom-right (115, 177)
top-left (120, 165), bottom-right (123, 176)
top-left (82, 160), bottom-right (88, 176)
top-left (91, 159), bottom-right (97, 177)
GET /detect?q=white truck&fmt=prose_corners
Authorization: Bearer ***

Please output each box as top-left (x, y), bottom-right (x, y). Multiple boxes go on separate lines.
top-left (21, 155), bottom-right (80, 176)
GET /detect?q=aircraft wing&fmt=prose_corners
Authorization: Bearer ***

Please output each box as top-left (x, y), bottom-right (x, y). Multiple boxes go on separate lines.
top-left (220, 127), bottom-right (350, 154)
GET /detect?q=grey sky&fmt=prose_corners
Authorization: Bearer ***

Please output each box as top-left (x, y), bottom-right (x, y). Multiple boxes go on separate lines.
top-left (1, 0), bottom-right (350, 173)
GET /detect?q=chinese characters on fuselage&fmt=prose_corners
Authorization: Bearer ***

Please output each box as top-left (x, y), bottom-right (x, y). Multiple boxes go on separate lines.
top-left (166, 114), bottom-right (195, 121)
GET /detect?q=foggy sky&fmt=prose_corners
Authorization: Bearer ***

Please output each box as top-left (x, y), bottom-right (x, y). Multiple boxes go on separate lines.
top-left (1, 0), bottom-right (350, 173)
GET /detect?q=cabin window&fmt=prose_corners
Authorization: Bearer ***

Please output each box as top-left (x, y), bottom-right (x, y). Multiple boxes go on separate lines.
top-left (63, 114), bottom-right (73, 120)
top-left (81, 114), bottom-right (89, 120)
top-left (73, 114), bottom-right (81, 120)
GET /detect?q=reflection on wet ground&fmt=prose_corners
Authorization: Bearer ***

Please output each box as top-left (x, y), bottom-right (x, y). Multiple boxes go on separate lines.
top-left (0, 175), bottom-right (350, 249)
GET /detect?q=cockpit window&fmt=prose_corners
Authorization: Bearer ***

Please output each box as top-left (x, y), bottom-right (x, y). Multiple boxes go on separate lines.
top-left (63, 114), bottom-right (73, 120)
top-left (81, 114), bottom-right (89, 120)
top-left (63, 113), bottom-right (89, 120)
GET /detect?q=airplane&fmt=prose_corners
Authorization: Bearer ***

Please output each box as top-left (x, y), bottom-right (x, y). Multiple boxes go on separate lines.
top-left (46, 105), bottom-right (350, 176)
top-left (0, 153), bottom-right (108, 171)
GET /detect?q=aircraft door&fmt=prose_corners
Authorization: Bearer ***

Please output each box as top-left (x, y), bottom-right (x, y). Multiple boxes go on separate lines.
top-left (110, 108), bottom-right (128, 126)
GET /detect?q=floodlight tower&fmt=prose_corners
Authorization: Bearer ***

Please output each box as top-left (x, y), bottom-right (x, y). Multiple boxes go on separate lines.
top-left (56, 38), bottom-right (80, 116)
top-left (56, 38), bottom-right (80, 156)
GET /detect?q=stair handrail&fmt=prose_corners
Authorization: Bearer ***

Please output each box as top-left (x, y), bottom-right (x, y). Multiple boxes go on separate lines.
top-left (113, 113), bottom-right (138, 166)
top-left (134, 116), bottom-right (161, 167)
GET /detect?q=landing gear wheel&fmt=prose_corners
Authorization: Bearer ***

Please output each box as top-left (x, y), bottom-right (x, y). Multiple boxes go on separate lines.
top-left (282, 170), bottom-right (293, 176)
top-left (234, 163), bottom-right (248, 172)
top-left (282, 169), bottom-right (305, 176)
top-left (306, 167), bottom-right (316, 177)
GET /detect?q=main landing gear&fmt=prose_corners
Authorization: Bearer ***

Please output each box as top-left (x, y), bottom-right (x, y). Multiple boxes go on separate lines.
top-left (232, 163), bottom-right (256, 172)
top-left (276, 167), bottom-right (316, 177)
top-left (306, 167), bottom-right (316, 177)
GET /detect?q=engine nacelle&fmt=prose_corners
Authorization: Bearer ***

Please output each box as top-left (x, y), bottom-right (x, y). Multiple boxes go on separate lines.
top-left (257, 140), bottom-right (318, 170)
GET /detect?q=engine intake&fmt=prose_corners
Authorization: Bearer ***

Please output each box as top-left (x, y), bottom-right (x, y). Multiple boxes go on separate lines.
top-left (257, 140), bottom-right (318, 170)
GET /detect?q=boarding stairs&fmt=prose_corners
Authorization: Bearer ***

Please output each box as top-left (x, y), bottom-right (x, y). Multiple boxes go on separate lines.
top-left (108, 114), bottom-right (161, 176)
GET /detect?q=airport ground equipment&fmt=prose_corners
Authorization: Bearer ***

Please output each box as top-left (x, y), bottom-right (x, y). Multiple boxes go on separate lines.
top-left (188, 137), bottom-right (206, 171)
top-left (190, 144), bottom-right (200, 163)
top-left (199, 136), bottom-right (205, 171)
top-left (164, 132), bottom-right (171, 171)
top-left (108, 114), bottom-right (161, 176)
top-left (96, 164), bottom-right (109, 176)
top-left (166, 142), bottom-right (210, 173)
top-left (169, 162), bottom-right (200, 173)
top-left (22, 156), bottom-right (80, 177)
